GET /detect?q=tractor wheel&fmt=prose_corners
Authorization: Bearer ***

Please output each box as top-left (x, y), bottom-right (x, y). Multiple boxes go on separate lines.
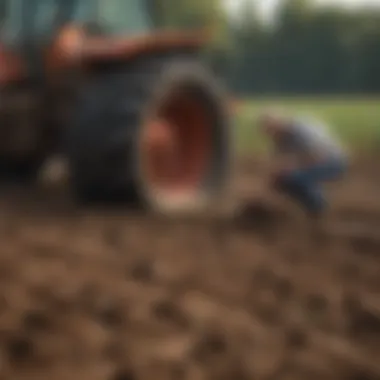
top-left (66, 59), bottom-right (232, 214)
top-left (0, 156), bottom-right (44, 184)
top-left (0, 90), bottom-right (51, 185)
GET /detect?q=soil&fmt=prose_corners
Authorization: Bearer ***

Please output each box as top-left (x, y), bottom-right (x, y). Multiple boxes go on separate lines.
top-left (0, 156), bottom-right (379, 380)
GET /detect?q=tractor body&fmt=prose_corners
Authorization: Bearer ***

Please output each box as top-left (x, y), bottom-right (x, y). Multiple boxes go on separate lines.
top-left (0, 0), bottom-right (232, 213)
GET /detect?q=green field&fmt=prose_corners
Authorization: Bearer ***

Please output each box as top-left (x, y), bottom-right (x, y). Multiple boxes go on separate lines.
top-left (234, 97), bottom-right (380, 154)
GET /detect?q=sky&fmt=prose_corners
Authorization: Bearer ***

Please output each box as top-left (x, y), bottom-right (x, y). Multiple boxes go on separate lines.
top-left (224, 0), bottom-right (380, 21)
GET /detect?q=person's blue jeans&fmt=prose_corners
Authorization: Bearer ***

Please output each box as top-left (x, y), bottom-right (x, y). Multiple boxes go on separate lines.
top-left (273, 157), bottom-right (347, 216)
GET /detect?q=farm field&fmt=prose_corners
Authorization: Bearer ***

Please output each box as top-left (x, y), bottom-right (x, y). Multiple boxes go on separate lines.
top-left (0, 97), bottom-right (379, 380)
top-left (234, 97), bottom-right (380, 153)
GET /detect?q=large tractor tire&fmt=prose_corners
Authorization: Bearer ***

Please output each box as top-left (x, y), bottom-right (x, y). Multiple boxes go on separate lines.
top-left (0, 156), bottom-right (45, 184)
top-left (66, 58), bottom-right (232, 214)
top-left (0, 90), bottom-right (51, 185)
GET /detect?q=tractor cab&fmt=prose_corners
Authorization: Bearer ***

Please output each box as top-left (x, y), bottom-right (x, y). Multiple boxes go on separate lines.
top-left (0, 0), bottom-right (157, 79)
top-left (0, 0), bottom-right (155, 43)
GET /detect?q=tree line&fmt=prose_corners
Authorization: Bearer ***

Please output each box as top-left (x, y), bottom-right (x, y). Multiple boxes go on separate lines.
top-left (159, 0), bottom-right (380, 95)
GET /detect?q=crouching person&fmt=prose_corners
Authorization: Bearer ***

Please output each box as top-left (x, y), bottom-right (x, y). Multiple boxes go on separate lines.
top-left (258, 110), bottom-right (348, 218)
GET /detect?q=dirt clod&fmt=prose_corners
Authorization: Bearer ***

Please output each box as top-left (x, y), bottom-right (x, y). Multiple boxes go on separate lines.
top-left (6, 335), bottom-right (34, 363)
top-left (285, 327), bottom-right (309, 349)
top-left (22, 310), bottom-right (52, 332)
top-left (130, 260), bottom-right (154, 283)
top-left (111, 368), bottom-right (136, 380)
top-left (192, 330), bottom-right (228, 363)
top-left (305, 294), bottom-right (329, 315)
top-left (151, 299), bottom-right (189, 329)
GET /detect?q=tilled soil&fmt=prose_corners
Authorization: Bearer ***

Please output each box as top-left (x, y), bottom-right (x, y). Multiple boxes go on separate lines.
top-left (0, 157), bottom-right (379, 380)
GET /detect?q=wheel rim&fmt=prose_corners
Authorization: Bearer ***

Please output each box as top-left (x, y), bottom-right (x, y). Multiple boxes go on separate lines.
top-left (142, 87), bottom-right (213, 199)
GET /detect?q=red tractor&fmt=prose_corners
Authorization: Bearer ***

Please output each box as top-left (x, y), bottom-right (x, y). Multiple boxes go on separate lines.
top-left (0, 0), bottom-right (232, 214)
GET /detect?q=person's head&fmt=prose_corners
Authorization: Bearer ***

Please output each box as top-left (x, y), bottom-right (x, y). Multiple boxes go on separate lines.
top-left (257, 108), bottom-right (290, 137)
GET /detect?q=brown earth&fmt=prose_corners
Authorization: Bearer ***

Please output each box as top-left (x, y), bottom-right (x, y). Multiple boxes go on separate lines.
top-left (0, 156), bottom-right (379, 380)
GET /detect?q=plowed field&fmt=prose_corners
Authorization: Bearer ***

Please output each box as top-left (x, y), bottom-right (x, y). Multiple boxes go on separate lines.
top-left (0, 156), bottom-right (379, 380)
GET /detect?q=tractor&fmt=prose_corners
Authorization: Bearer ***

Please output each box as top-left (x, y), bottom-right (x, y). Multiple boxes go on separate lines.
top-left (0, 0), bottom-right (232, 214)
